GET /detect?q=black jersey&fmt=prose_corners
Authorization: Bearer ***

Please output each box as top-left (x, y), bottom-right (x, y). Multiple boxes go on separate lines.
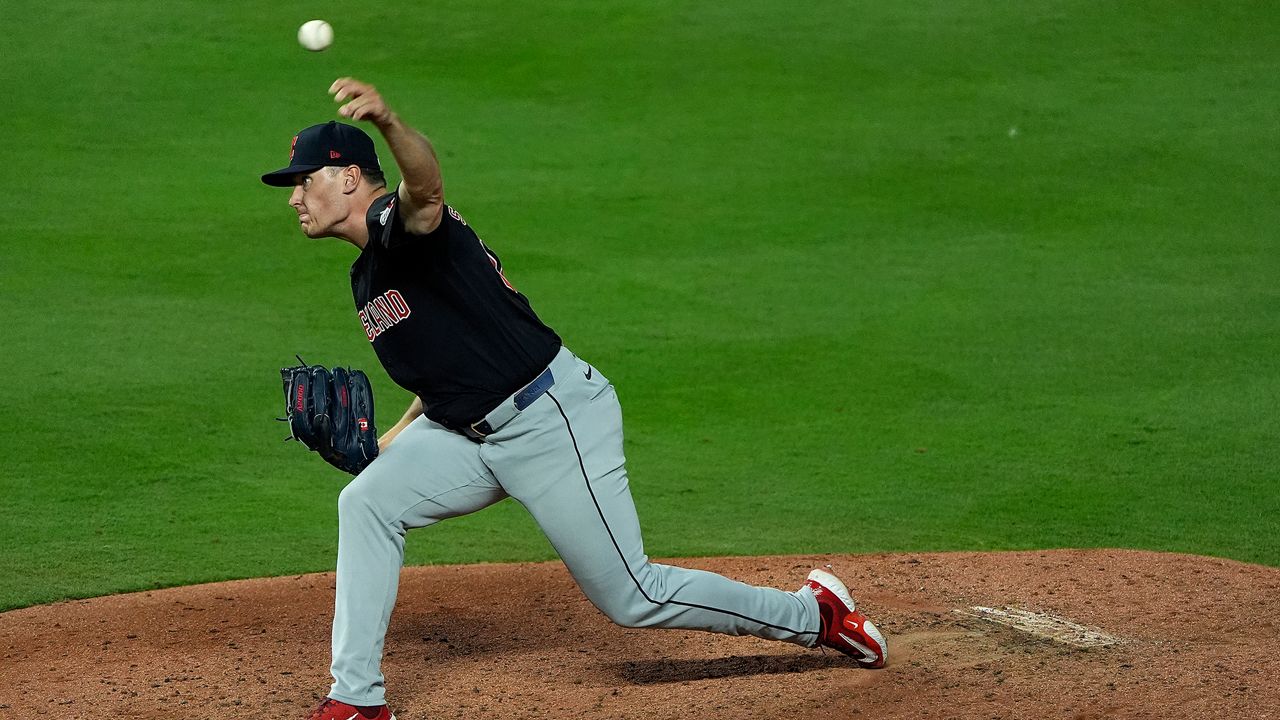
top-left (350, 192), bottom-right (561, 428)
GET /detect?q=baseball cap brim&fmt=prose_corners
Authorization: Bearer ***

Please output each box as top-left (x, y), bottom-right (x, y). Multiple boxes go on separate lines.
top-left (261, 163), bottom-right (325, 187)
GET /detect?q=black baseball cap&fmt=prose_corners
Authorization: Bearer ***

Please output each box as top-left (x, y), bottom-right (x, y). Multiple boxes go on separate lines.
top-left (261, 121), bottom-right (381, 187)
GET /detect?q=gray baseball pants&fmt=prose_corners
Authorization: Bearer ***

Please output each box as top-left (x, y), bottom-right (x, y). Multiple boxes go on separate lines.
top-left (328, 347), bottom-right (821, 706)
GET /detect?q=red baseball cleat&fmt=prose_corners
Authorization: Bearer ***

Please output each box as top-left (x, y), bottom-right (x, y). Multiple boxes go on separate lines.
top-left (305, 697), bottom-right (395, 720)
top-left (806, 568), bottom-right (887, 668)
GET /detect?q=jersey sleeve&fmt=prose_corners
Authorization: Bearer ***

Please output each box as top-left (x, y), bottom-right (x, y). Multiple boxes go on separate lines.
top-left (366, 188), bottom-right (447, 249)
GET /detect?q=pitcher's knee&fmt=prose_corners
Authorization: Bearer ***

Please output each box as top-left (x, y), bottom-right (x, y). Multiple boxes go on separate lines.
top-left (598, 595), bottom-right (663, 629)
top-left (337, 476), bottom-right (383, 523)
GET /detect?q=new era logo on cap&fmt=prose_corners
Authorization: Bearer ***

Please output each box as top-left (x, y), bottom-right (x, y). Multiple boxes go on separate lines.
top-left (261, 121), bottom-right (380, 187)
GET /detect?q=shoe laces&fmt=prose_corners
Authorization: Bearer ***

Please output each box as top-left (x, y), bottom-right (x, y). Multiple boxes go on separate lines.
top-left (307, 698), bottom-right (338, 720)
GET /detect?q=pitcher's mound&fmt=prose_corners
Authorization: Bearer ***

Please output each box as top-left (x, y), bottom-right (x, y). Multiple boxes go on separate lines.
top-left (1, 550), bottom-right (1276, 719)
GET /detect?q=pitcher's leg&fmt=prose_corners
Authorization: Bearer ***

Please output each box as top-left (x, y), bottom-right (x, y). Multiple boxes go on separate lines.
top-left (330, 417), bottom-right (506, 706)
top-left (483, 358), bottom-right (820, 646)
top-left (524, 446), bottom-right (817, 644)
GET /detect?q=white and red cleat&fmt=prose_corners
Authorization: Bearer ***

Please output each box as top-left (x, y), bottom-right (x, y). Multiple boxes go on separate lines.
top-left (305, 697), bottom-right (395, 720)
top-left (806, 568), bottom-right (887, 668)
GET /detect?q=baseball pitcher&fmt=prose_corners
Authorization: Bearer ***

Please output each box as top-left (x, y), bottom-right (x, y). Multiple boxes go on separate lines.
top-left (261, 77), bottom-right (887, 720)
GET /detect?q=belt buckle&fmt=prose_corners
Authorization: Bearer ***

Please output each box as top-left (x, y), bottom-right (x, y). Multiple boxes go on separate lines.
top-left (467, 420), bottom-right (492, 440)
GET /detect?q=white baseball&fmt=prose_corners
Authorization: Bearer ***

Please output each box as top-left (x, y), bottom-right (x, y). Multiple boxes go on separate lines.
top-left (297, 20), bottom-right (333, 52)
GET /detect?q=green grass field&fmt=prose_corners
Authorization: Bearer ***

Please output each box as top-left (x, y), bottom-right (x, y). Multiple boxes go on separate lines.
top-left (2, 0), bottom-right (1277, 611)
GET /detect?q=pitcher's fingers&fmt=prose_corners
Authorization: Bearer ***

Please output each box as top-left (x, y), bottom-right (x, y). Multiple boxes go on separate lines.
top-left (337, 97), bottom-right (363, 118)
top-left (338, 95), bottom-right (381, 120)
top-left (330, 77), bottom-right (369, 102)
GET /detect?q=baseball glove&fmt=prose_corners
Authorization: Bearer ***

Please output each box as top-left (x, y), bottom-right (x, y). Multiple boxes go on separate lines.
top-left (279, 358), bottom-right (379, 475)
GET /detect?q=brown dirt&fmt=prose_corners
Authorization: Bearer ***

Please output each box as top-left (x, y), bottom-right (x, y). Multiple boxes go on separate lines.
top-left (1, 550), bottom-right (1276, 720)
